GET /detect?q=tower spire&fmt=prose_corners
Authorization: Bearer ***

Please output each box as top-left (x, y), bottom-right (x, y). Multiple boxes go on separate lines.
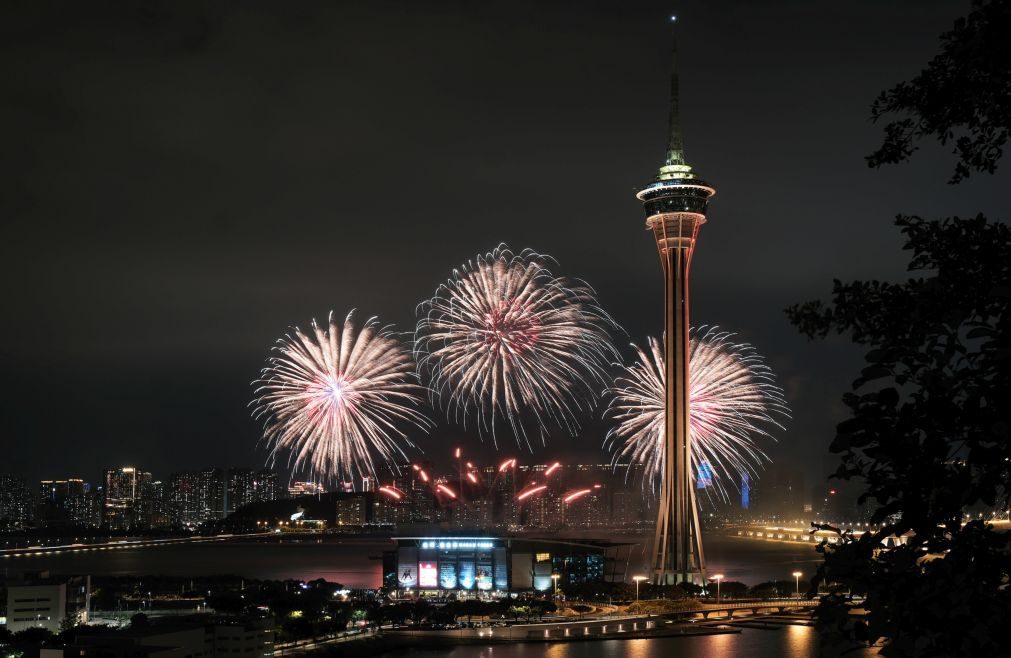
top-left (657, 16), bottom-right (697, 182)
top-left (664, 16), bottom-right (686, 168)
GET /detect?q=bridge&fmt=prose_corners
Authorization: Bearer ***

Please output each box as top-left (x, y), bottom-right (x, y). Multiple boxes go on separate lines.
top-left (690, 598), bottom-right (819, 620)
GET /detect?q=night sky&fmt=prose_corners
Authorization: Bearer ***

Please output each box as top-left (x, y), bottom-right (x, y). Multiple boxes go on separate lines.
top-left (2, 1), bottom-right (1004, 488)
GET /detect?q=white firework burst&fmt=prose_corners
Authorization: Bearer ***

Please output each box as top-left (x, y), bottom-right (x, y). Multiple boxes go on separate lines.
top-left (606, 327), bottom-right (789, 499)
top-left (415, 245), bottom-right (618, 447)
top-left (252, 311), bottom-right (430, 482)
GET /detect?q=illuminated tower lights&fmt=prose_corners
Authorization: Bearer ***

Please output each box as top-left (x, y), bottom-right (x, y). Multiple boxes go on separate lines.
top-left (636, 16), bottom-right (715, 585)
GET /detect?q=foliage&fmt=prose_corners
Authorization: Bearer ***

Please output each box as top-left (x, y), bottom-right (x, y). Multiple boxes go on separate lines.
top-left (748, 580), bottom-right (797, 600)
top-left (207, 591), bottom-right (245, 614)
top-left (561, 580), bottom-right (636, 601)
top-left (717, 580), bottom-right (749, 599)
top-left (9, 628), bottom-right (54, 646)
top-left (625, 598), bottom-right (700, 615)
top-left (58, 613), bottom-right (80, 634)
top-left (787, 213), bottom-right (1011, 656)
top-left (504, 601), bottom-right (557, 621)
top-left (866, 0), bottom-right (1011, 181)
top-left (442, 599), bottom-right (500, 621)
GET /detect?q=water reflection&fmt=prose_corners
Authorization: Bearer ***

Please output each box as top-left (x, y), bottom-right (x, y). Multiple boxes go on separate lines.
top-left (389, 628), bottom-right (827, 658)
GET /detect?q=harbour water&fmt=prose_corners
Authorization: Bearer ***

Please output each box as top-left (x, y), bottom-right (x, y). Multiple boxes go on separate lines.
top-left (1, 531), bottom-right (820, 588)
top-left (382, 626), bottom-right (870, 658)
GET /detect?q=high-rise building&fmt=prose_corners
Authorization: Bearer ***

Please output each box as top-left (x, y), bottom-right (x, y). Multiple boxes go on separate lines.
top-left (35, 478), bottom-right (102, 528)
top-left (0, 474), bottom-right (33, 529)
top-left (636, 19), bottom-right (714, 585)
top-left (198, 468), bottom-right (227, 519)
top-left (65, 490), bottom-right (102, 528)
top-left (288, 481), bottom-right (326, 498)
top-left (168, 471), bottom-right (202, 526)
top-left (167, 468), bottom-right (228, 526)
top-left (227, 469), bottom-right (256, 514)
top-left (335, 496), bottom-right (367, 528)
top-left (137, 477), bottom-right (168, 527)
top-left (249, 469), bottom-right (281, 504)
top-left (103, 467), bottom-right (144, 529)
top-left (611, 489), bottom-right (646, 528)
top-left (164, 468), bottom-right (279, 526)
top-left (563, 485), bottom-right (609, 528)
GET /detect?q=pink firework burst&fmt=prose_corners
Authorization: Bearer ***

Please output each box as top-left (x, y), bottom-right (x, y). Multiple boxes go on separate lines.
top-left (605, 327), bottom-right (789, 499)
top-left (416, 245), bottom-right (617, 447)
top-left (252, 311), bottom-right (430, 481)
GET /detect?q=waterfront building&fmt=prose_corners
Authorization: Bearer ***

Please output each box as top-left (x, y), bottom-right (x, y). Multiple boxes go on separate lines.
top-left (63, 616), bottom-right (275, 658)
top-left (383, 536), bottom-right (634, 595)
top-left (4, 572), bottom-right (90, 633)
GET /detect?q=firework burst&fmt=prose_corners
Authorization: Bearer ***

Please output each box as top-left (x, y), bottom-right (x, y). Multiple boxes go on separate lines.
top-left (605, 327), bottom-right (789, 499)
top-left (252, 311), bottom-right (430, 482)
top-left (416, 245), bottom-right (617, 447)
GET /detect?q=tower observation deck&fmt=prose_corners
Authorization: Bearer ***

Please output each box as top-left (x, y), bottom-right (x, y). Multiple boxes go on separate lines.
top-left (636, 17), bottom-right (714, 586)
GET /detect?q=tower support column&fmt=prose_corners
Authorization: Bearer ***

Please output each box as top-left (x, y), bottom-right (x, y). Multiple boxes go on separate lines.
top-left (649, 214), bottom-right (706, 586)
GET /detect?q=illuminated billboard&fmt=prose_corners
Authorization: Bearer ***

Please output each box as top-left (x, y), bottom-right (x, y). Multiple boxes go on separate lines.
top-left (419, 562), bottom-right (438, 589)
top-left (397, 547), bottom-right (418, 588)
top-left (439, 561), bottom-right (457, 589)
top-left (476, 563), bottom-right (493, 591)
top-left (494, 548), bottom-right (509, 590)
top-left (458, 560), bottom-right (476, 589)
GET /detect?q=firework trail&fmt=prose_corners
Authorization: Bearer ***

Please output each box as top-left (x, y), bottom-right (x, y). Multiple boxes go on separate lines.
top-left (252, 311), bottom-right (430, 482)
top-left (605, 327), bottom-right (789, 500)
top-left (416, 245), bottom-right (617, 447)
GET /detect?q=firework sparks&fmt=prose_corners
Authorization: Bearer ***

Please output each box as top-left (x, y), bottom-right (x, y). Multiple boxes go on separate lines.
top-left (605, 327), bottom-right (789, 499)
top-left (379, 486), bottom-right (405, 500)
top-left (252, 311), bottom-right (430, 482)
top-left (416, 245), bottom-right (617, 447)
top-left (517, 484), bottom-right (547, 501)
top-left (563, 488), bottom-right (593, 504)
top-left (436, 484), bottom-right (457, 498)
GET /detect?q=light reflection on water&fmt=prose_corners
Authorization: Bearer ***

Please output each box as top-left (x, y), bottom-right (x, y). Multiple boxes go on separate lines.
top-left (385, 627), bottom-right (879, 658)
top-left (386, 627), bottom-right (826, 658)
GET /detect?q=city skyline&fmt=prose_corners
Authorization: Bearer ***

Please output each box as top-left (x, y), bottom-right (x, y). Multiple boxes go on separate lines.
top-left (1, 453), bottom-right (846, 532)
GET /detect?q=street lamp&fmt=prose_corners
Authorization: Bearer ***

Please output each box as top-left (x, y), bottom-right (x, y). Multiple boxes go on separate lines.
top-left (792, 571), bottom-right (803, 598)
top-left (632, 576), bottom-right (647, 601)
top-left (712, 574), bottom-right (724, 603)
top-left (551, 574), bottom-right (560, 598)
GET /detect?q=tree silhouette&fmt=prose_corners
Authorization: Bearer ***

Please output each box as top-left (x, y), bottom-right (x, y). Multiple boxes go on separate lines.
top-left (867, 0), bottom-right (1010, 182)
top-left (788, 2), bottom-right (1011, 654)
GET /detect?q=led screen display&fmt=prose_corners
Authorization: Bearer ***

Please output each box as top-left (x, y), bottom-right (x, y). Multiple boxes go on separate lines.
top-left (458, 560), bottom-right (476, 589)
top-left (439, 561), bottom-right (457, 589)
top-left (397, 547), bottom-right (418, 588)
top-left (476, 563), bottom-right (493, 591)
top-left (419, 562), bottom-right (438, 588)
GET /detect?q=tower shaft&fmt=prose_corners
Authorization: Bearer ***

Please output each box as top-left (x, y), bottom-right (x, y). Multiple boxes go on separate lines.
top-left (650, 216), bottom-right (706, 585)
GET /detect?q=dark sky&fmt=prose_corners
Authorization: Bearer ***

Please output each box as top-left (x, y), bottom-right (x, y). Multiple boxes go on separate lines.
top-left (1, 1), bottom-right (1004, 488)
